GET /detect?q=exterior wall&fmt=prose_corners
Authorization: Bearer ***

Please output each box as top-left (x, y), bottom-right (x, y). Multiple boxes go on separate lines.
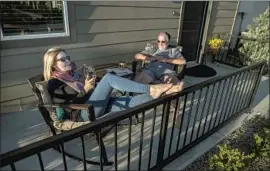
top-left (0, 1), bottom-right (182, 113)
top-left (230, 1), bottom-right (269, 49)
top-left (198, 1), bottom-right (239, 62)
top-left (206, 1), bottom-right (239, 43)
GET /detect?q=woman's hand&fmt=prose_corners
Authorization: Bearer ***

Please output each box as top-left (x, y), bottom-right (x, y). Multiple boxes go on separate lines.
top-left (84, 77), bottom-right (96, 93)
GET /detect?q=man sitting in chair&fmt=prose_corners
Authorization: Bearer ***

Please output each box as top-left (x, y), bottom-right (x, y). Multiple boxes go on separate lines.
top-left (134, 32), bottom-right (186, 94)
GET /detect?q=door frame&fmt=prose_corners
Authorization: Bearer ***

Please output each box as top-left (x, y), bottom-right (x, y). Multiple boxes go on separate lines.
top-left (177, 1), bottom-right (213, 63)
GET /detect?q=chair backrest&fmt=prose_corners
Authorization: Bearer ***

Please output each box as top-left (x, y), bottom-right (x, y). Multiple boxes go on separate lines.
top-left (27, 75), bottom-right (57, 135)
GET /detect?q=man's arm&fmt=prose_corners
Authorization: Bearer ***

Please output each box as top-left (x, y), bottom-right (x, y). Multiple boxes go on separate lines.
top-left (158, 48), bottom-right (186, 65)
top-left (135, 53), bottom-right (158, 61)
top-left (160, 57), bottom-right (186, 65)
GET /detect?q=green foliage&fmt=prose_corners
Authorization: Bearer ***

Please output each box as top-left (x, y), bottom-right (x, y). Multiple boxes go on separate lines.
top-left (238, 7), bottom-right (269, 67)
top-left (209, 124), bottom-right (270, 171)
top-left (209, 144), bottom-right (254, 171)
top-left (254, 128), bottom-right (270, 160)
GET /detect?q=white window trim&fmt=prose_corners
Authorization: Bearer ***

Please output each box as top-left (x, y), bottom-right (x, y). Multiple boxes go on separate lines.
top-left (0, 1), bottom-right (70, 41)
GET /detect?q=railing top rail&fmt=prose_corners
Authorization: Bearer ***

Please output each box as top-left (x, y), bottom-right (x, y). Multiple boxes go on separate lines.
top-left (0, 60), bottom-right (266, 167)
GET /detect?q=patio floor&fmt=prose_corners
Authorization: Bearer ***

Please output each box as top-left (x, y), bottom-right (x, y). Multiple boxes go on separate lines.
top-left (3, 61), bottom-right (264, 170)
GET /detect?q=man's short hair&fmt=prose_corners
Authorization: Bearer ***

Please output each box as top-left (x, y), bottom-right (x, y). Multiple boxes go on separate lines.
top-left (158, 32), bottom-right (171, 42)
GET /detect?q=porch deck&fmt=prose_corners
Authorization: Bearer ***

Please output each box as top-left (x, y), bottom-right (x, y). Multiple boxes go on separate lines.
top-left (1, 61), bottom-right (268, 170)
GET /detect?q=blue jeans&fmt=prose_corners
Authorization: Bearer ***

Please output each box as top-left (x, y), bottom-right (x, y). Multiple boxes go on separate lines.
top-left (81, 73), bottom-right (153, 121)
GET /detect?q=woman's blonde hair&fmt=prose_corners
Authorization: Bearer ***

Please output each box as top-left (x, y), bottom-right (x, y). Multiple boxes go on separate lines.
top-left (43, 47), bottom-right (65, 81)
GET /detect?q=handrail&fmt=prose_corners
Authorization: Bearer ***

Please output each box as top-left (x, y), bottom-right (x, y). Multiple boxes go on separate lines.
top-left (0, 60), bottom-right (266, 168)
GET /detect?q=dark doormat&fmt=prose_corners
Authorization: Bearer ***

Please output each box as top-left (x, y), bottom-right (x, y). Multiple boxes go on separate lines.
top-left (185, 65), bottom-right (217, 77)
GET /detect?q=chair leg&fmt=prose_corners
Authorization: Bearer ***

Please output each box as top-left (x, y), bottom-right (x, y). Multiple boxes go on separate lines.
top-left (95, 132), bottom-right (113, 165)
top-left (135, 114), bottom-right (141, 124)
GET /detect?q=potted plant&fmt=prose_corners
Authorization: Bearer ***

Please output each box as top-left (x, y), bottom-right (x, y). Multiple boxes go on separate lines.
top-left (208, 37), bottom-right (224, 55)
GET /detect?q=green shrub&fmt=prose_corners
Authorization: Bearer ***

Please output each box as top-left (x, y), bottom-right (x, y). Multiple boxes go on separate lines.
top-left (209, 144), bottom-right (254, 171)
top-left (238, 7), bottom-right (269, 69)
top-left (254, 128), bottom-right (270, 160)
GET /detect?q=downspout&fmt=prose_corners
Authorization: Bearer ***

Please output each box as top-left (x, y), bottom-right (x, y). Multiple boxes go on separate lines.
top-left (234, 12), bottom-right (245, 51)
top-left (196, 1), bottom-right (209, 63)
top-left (177, 1), bottom-right (185, 45)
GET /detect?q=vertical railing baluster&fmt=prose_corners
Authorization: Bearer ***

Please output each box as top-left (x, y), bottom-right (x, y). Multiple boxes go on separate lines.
top-left (97, 131), bottom-right (104, 171)
top-left (114, 124), bottom-right (118, 171)
top-left (202, 84), bottom-right (216, 135)
top-left (148, 107), bottom-right (157, 170)
top-left (247, 65), bottom-right (264, 108)
top-left (168, 97), bottom-right (180, 157)
top-left (213, 79), bottom-right (227, 128)
top-left (238, 70), bottom-right (252, 110)
top-left (182, 92), bottom-right (195, 147)
top-left (242, 69), bottom-right (257, 109)
top-left (138, 112), bottom-right (145, 170)
top-left (227, 73), bottom-right (242, 118)
top-left (156, 101), bottom-right (171, 170)
top-left (80, 136), bottom-right (87, 171)
top-left (176, 95), bottom-right (188, 151)
top-left (196, 86), bottom-right (210, 139)
top-left (37, 153), bottom-right (44, 171)
top-left (220, 77), bottom-right (234, 124)
top-left (222, 75), bottom-right (237, 122)
top-left (226, 75), bottom-right (238, 119)
top-left (60, 143), bottom-right (68, 170)
top-left (231, 72), bottom-right (246, 115)
top-left (10, 163), bottom-right (16, 171)
top-left (189, 89), bottom-right (203, 143)
top-left (207, 82), bottom-right (221, 132)
top-left (127, 117), bottom-right (132, 171)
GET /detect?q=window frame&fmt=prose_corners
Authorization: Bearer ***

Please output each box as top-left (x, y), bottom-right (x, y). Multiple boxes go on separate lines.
top-left (0, 1), bottom-right (70, 41)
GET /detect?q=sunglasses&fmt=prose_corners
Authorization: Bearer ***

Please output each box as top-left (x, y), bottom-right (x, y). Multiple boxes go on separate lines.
top-left (157, 40), bottom-right (166, 44)
top-left (56, 56), bottom-right (71, 62)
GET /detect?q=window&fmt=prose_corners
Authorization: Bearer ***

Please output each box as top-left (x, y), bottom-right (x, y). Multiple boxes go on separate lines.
top-left (0, 1), bottom-right (69, 41)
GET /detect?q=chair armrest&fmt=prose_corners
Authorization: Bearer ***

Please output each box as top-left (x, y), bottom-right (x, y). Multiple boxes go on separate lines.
top-left (40, 103), bottom-right (96, 121)
top-left (41, 103), bottom-right (93, 110)
top-left (132, 60), bottom-right (138, 73)
top-left (132, 59), bottom-right (149, 73)
top-left (175, 64), bottom-right (186, 80)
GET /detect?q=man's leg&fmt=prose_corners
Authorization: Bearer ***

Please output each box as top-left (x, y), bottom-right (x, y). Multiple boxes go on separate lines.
top-left (134, 70), bottom-right (155, 84)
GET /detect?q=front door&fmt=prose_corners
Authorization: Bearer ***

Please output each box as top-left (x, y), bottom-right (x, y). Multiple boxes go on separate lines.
top-left (179, 1), bottom-right (207, 61)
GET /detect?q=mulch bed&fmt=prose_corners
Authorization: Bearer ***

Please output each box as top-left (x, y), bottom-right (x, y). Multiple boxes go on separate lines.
top-left (183, 115), bottom-right (270, 171)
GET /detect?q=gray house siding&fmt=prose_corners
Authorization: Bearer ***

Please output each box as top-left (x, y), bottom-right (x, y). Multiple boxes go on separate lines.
top-left (0, 1), bottom-right (182, 113)
top-left (206, 1), bottom-right (239, 42)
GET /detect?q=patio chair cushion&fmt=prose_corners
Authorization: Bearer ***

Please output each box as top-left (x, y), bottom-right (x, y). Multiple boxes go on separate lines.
top-left (53, 119), bottom-right (90, 131)
top-left (50, 111), bottom-right (90, 131)
top-left (35, 81), bottom-right (54, 112)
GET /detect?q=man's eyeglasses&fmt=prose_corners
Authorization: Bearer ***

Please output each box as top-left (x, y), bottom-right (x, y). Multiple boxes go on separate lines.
top-left (56, 56), bottom-right (71, 62)
top-left (157, 40), bottom-right (166, 44)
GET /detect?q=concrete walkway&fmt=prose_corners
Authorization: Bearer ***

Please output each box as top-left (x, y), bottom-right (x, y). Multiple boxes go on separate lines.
top-left (2, 62), bottom-right (267, 170)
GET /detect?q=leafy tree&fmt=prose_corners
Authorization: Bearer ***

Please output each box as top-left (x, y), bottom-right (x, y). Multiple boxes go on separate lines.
top-left (238, 7), bottom-right (269, 70)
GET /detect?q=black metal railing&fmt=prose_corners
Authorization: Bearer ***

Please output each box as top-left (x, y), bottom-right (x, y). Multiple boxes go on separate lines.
top-left (213, 35), bottom-right (269, 68)
top-left (0, 61), bottom-right (265, 171)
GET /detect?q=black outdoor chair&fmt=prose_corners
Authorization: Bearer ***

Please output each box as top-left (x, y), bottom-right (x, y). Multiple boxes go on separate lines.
top-left (27, 75), bottom-right (113, 166)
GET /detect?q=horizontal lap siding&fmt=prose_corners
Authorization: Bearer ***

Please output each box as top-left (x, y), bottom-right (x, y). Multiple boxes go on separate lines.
top-left (0, 2), bottom-right (181, 111)
top-left (207, 1), bottom-right (238, 41)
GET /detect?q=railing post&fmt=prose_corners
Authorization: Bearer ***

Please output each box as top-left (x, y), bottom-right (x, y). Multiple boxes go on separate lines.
top-left (246, 63), bottom-right (265, 110)
top-left (156, 100), bottom-right (171, 170)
